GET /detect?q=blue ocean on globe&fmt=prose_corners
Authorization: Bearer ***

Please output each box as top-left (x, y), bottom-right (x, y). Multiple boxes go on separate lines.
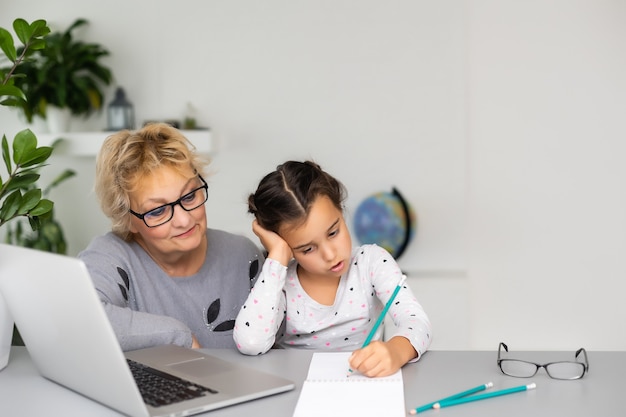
top-left (353, 188), bottom-right (416, 259)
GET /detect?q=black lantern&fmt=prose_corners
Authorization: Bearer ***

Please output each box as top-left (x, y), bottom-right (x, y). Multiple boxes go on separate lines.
top-left (107, 87), bottom-right (134, 130)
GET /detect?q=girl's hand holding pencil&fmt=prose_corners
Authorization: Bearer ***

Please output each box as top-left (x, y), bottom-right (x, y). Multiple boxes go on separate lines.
top-left (348, 337), bottom-right (418, 378)
top-left (347, 276), bottom-right (417, 378)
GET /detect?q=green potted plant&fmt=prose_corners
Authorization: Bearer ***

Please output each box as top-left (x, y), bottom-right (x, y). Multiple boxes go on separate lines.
top-left (4, 160), bottom-right (75, 254)
top-left (1, 18), bottom-right (55, 233)
top-left (10, 18), bottom-right (113, 130)
top-left (1, 18), bottom-right (62, 367)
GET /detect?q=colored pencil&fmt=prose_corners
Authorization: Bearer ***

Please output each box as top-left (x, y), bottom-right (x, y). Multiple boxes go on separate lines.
top-left (347, 275), bottom-right (407, 376)
top-left (432, 383), bottom-right (536, 409)
top-left (408, 382), bottom-right (493, 414)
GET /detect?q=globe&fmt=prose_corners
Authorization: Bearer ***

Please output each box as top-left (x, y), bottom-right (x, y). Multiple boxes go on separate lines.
top-left (353, 188), bottom-right (416, 259)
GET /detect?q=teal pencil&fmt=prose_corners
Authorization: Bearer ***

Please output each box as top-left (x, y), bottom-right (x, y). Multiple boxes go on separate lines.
top-left (433, 383), bottom-right (536, 409)
top-left (346, 275), bottom-right (407, 376)
top-left (408, 382), bottom-right (493, 414)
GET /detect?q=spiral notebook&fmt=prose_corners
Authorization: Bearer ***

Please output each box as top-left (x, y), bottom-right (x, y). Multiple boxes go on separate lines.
top-left (292, 352), bottom-right (405, 417)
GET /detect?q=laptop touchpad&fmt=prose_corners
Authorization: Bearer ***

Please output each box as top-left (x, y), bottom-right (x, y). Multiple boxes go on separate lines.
top-left (168, 358), bottom-right (233, 378)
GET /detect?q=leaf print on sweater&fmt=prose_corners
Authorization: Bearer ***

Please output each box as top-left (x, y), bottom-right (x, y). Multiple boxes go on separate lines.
top-left (249, 259), bottom-right (259, 281)
top-left (206, 298), bottom-right (236, 332)
top-left (207, 299), bottom-right (221, 324)
top-left (117, 267), bottom-right (130, 301)
top-left (214, 320), bottom-right (235, 332)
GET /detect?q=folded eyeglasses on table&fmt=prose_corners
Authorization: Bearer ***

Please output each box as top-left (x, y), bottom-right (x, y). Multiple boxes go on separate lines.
top-left (497, 342), bottom-right (589, 380)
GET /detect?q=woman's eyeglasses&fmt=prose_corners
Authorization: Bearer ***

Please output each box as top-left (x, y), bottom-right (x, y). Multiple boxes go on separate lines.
top-left (129, 175), bottom-right (208, 228)
top-left (497, 342), bottom-right (589, 380)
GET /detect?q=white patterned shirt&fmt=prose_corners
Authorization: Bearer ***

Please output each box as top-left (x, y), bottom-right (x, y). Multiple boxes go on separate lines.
top-left (234, 244), bottom-right (432, 357)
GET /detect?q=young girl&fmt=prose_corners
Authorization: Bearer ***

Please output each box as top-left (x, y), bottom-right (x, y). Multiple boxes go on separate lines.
top-left (234, 161), bottom-right (431, 377)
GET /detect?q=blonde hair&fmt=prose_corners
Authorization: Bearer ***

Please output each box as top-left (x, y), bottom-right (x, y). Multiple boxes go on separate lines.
top-left (95, 123), bottom-right (208, 240)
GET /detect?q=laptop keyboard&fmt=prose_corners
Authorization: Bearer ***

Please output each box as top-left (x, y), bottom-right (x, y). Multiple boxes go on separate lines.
top-left (127, 359), bottom-right (218, 408)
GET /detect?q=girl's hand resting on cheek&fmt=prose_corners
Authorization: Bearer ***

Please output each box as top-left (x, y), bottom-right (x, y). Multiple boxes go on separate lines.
top-left (348, 337), bottom-right (418, 378)
top-left (252, 220), bottom-right (293, 267)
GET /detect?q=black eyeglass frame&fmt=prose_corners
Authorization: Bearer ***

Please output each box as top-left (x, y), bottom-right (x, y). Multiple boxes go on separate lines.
top-left (497, 342), bottom-right (589, 380)
top-left (129, 175), bottom-right (209, 228)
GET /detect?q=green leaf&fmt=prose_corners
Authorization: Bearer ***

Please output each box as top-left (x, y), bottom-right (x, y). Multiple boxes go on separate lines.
top-left (18, 146), bottom-right (53, 168)
top-left (66, 18), bottom-right (88, 35)
top-left (27, 215), bottom-right (40, 232)
top-left (44, 169), bottom-right (76, 193)
top-left (17, 188), bottom-right (42, 214)
top-left (0, 27), bottom-right (17, 62)
top-left (34, 208), bottom-right (53, 222)
top-left (3, 173), bottom-right (40, 192)
top-left (1, 134), bottom-right (11, 174)
top-left (13, 18), bottom-right (31, 45)
top-left (11, 129), bottom-right (37, 164)
top-left (0, 97), bottom-right (23, 107)
top-left (13, 19), bottom-right (49, 47)
top-left (29, 20), bottom-right (50, 38)
top-left (0, 189), bottom-right (22, 220)
top-left (0, 84), bottom-right (26, 100)
top-left (29, 199), bottom-right (53, 216)
top-left (29, 38), bottom-right (46, 51)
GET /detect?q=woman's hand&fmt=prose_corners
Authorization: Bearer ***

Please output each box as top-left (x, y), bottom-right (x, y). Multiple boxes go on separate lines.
top-left (348, 337), bottom-right (417, 378)
top-left (191, 334), bottom-right (201, 349)
top-left (252, 220), bottom-right (293, 266)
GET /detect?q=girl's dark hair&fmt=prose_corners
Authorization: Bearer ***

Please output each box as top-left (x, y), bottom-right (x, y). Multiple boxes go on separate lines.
top-left (248, 161), bottom-right (346, 233)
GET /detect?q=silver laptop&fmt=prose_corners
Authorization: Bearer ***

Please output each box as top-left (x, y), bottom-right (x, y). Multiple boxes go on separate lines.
top-left (0, 243), bottom-right (294, 417)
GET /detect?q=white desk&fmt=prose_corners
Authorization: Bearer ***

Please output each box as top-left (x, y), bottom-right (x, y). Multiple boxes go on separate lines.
top-left (0, 346), bottom-right (623, 416)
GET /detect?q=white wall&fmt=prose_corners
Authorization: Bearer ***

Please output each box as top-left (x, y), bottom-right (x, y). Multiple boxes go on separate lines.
top-left (1, 1), bottom-right (467, 272)
top-left (467, 0), bottom-right (626, 351)
top-left (1, 1), bottom-right (624, 351)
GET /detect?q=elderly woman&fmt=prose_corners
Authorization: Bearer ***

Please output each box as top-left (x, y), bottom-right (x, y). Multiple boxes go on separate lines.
top-left (78, 123), bottom-right (263, 351)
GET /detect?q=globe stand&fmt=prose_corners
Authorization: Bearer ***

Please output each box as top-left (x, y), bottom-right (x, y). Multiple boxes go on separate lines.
top-left (391, 187), bottom-right (412, 260)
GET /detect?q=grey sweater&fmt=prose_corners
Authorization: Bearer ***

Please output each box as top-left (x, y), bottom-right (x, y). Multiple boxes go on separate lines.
top-left (78, 229), bottom-right (263, 351)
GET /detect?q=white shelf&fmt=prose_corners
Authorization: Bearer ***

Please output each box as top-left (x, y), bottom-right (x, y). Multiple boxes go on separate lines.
top-left (34, 129), bottom-right (212, 157)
